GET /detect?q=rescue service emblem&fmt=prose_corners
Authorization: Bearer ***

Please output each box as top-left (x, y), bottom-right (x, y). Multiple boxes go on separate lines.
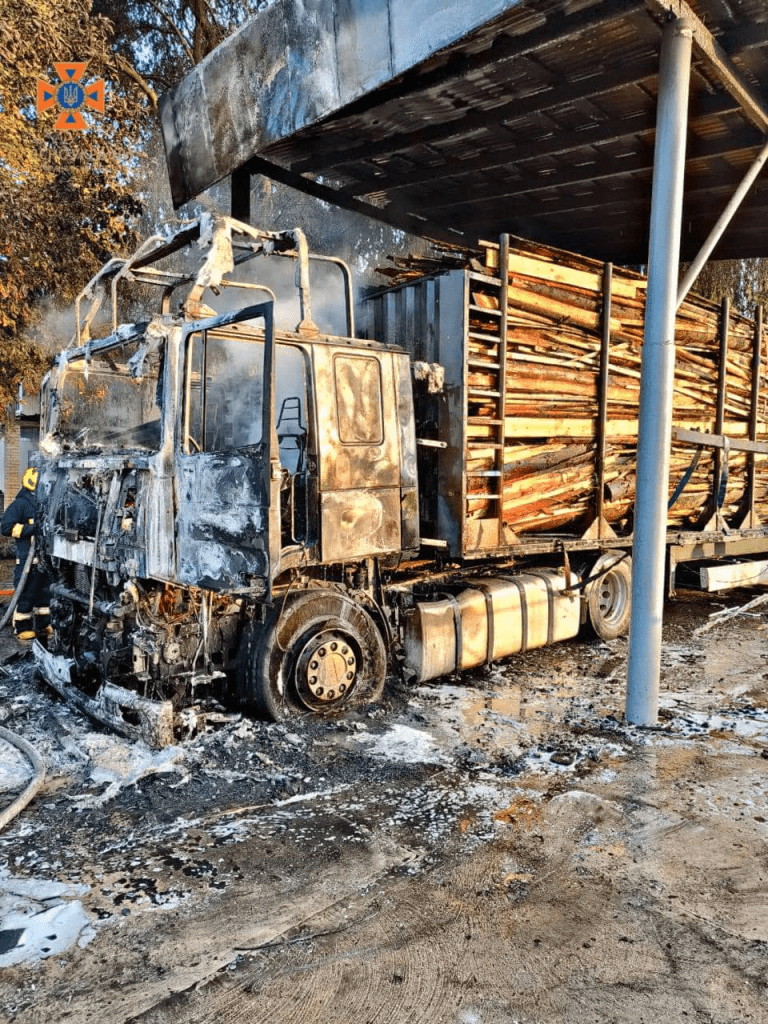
top-left (36, 62), bottom-right (105, 131)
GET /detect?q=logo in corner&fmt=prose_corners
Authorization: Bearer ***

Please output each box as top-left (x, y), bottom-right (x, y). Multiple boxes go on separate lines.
top-left (37, 63), bottom-right (105, 131)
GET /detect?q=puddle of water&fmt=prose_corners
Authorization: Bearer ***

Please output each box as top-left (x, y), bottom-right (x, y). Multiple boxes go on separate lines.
top-left (415, 682), bottom-right (552, 755)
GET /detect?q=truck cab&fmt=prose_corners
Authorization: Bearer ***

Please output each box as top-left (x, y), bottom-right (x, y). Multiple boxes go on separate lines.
top-left (35, 216), bottom-right (417, 741)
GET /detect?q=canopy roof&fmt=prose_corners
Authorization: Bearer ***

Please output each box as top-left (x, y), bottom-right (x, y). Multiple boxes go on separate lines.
top-left (160, 0), bottom-right (768, 263)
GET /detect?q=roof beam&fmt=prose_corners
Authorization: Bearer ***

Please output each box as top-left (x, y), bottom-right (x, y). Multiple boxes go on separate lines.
top-left (292, 56), bottom-right (663, 175)
top-left (409, 129), bottom-right (764, 216)
top-left (344, 113), bottom-right (655, 196)
top-left (457, 164), bottom-right (768, 233)
top-left (339, 93), bottom-right (742, 197)
top-left (645, 0), bottom-right (768, 134)
top-left (721, 22), bottom-right (768, 54)
top-left (240, 155), bottom-right (468, 247)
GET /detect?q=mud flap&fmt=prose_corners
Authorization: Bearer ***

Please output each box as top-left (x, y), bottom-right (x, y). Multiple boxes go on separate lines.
top-left (33, 641), bottom-right (175, 748)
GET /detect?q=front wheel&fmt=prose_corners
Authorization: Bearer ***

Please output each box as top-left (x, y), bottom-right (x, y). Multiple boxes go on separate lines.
top-left (237, 589), bottom-right (387, 720)
top-left (585, 553), bottom-right (632, 640)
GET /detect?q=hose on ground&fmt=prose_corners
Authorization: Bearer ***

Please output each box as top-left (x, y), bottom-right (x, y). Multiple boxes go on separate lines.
top-left (0, 537), bottom-right (36, 632)
top-left (0, 724), bottom-right (45, 832)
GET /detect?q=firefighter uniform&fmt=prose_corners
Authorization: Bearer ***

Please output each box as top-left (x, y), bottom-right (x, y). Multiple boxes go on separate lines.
top-left (1, 468), bottom-right (50, 642)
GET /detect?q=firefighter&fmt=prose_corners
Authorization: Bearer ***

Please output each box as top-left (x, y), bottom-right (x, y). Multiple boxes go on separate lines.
top-left (0, 467), bottom-right (50, 643)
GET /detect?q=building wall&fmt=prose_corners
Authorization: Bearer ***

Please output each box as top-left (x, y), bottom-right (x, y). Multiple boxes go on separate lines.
top-left (3, 424), bottom-right (19, 511)
top-left (1, 420), bottom-right (39, 510)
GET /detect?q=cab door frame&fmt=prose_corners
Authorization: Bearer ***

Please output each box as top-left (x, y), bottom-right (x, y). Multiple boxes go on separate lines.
top-left (173, 302), bottom-right (281, 596)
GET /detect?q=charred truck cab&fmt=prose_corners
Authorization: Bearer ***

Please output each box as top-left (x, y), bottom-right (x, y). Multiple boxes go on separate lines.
top-left (35, 216), bottom-right (424, 743)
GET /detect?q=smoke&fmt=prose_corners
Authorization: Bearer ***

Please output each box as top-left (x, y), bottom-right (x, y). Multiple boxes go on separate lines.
top-left (193, 252), bottom-right (351, 337)
top-left (25, 299), bottom-right (77, 352)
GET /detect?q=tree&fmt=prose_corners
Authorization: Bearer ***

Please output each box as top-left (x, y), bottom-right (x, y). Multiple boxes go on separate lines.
top-left (0, 0), bottom-right (267, 415)
top-left (93, 0), bottom-right (256, 106)
top-left (0, 0), bottom-right (150, 413)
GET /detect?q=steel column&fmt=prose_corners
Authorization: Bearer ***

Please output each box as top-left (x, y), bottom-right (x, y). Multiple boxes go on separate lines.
top-left (626, 16), bottom-right (692, 727)
top-left (230, 166), bottom-right (251, 223)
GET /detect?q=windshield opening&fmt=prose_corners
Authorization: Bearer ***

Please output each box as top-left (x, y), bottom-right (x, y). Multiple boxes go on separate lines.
top-left (54, 338), bottom-right (162, 452)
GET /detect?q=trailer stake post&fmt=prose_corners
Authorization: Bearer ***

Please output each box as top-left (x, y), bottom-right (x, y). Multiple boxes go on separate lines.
top-left (230, 166), bottom-right (251, 223)
top-left (596, 263), bottom-right (612, 538)
top-left (626, 16), bottom-right (692, 727)
top-left (739, 305), bottom-right (764, 528)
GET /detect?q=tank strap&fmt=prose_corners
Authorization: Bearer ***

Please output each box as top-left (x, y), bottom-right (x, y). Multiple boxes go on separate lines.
top-left (467, 581), bottom-right (495, 665)
top-left (524, 572), bottom-right (556, 646)
top-left (496, 576), bottom-right (529, 653)
top-left (443, 593), bottom-right (463, 674)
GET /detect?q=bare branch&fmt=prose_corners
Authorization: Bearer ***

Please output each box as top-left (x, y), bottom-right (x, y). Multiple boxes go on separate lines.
top-left (138, 0), bottom-right (195, 64)
top-left (114, 53), bottom-right (159, 109)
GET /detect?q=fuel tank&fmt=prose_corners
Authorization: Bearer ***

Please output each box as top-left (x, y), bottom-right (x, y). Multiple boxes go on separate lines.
top-left (403, 569), bottom-right (581, 683)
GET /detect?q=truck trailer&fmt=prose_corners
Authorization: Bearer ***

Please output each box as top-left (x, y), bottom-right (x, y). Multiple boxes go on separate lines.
top-left (31, 215), bottom-right (768, 745)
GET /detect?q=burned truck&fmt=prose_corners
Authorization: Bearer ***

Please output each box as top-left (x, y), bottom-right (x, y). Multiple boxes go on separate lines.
top-left (33, 215), bottom-right (768, 744)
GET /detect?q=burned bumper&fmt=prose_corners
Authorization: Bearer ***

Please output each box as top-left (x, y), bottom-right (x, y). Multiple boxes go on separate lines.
top-left (33, 641), bottom-right (175, 748)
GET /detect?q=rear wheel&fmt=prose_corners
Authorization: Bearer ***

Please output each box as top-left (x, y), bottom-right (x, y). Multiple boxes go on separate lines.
top-left (238, 589), bottom-right (387, 720)
top-left (585, 553), bottom-right (632, 640)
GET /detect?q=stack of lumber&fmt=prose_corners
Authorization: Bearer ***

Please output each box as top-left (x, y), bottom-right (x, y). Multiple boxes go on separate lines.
top-left (466, 236), bottom-right (766, 534)
top-left (376, 249), bottom-right (472, 283)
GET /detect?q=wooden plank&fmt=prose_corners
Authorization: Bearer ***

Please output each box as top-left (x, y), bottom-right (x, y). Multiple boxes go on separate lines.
top-left (505, 284), bottom-right (622, 333)
top-left (484, 247), bottom-right (645, 300)
top-left (508, 418), bottom-right (757, 440)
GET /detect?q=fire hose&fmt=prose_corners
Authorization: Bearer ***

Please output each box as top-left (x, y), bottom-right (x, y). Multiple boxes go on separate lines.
top-left (0, 538), bottom-right (46, 830)
top-left (0, 537), bottom-right (36, 632)
top-left (0, 725), bottom-right (45, 832)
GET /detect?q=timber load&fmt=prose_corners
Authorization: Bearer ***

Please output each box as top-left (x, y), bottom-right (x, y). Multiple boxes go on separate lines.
top-left (370, 235), bottom-right (768, 557)
top-left (463, 237), bottom-right (767, 537)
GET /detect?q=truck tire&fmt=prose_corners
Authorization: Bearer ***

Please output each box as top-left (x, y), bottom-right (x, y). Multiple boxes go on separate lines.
top-left (238, 589), bottom-right (387, 721)
top-left (585, 553), bottom-right (632, 641)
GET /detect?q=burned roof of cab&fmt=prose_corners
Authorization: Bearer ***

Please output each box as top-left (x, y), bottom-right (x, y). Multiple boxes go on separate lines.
top-left (160, 0), bottom-right (768, 264)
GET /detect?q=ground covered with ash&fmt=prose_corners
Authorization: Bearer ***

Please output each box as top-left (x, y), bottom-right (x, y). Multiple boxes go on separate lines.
top-left (0, 567), bottom-right (766, 1024)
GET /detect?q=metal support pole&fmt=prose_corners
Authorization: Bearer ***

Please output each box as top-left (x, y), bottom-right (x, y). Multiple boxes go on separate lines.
top-left (231, 167), bottom-right (251, 223)
top-left (626, 16), bottom-right (692, 727)
top-left (677, 139), bottom-right (768, 309)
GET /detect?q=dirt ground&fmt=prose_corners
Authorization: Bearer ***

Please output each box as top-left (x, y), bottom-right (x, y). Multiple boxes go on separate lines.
top-left (0, 560), bottom-right (766, 1024)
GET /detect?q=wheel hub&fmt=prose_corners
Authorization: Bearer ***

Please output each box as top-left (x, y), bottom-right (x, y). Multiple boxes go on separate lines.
top-left (297, 633), bottom-right (358, 706)
top-left (598, 572), bottom-right (627, 623)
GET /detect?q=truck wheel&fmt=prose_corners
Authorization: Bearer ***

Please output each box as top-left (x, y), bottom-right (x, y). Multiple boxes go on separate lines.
top-left (585, 553), bottom-right (632, 640)
top-left (238, 589), bottom-right (387, 720)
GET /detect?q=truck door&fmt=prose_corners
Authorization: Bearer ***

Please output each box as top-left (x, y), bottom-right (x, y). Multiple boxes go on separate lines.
top-left (174, 306), bottom-right (299, 593)
top-left (316, 348), bottom-right (404, 563)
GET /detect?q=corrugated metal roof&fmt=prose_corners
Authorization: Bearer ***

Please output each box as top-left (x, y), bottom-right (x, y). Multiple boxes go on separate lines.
top-left (160, 0), bottom-right (768, 263)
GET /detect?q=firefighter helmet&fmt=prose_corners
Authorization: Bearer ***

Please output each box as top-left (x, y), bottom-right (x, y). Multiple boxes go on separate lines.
top-left (22, 467), bottom-right (38, 491)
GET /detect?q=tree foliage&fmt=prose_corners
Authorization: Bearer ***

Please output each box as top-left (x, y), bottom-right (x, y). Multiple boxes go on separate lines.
top-left (0, 0), bottom-right (150, 412)
top-left (0, 0), bottom-right (262, 418)
top-left (685, 258), bottom-right (768, 317)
